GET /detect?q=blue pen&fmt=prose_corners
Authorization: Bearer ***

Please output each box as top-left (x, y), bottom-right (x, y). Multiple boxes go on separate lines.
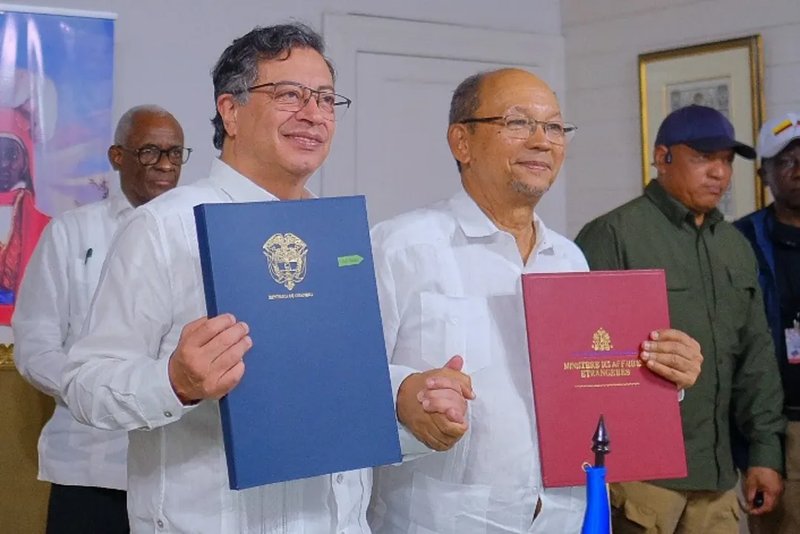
top-left (84, 248), bottom-right (93, 265)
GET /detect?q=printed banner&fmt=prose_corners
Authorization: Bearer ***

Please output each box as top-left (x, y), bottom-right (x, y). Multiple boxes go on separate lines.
top-left (0, 5), bottom-right (114, 364)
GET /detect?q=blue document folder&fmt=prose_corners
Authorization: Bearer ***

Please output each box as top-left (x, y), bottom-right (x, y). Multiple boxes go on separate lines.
top-left (194, 196), bottom-right (401, 489)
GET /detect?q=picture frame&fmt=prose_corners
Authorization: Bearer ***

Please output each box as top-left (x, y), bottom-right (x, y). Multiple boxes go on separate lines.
top-left (638, 35), bottom-right (766, 220)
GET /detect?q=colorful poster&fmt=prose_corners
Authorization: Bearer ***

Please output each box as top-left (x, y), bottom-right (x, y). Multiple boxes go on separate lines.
top-left (0, 6), bottom-right (114, 365)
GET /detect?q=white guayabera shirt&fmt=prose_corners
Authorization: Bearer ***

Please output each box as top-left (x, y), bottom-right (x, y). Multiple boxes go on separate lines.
top-left (14, 195), bottom-right (132, 490)
top-left (63, 159), bottom-right (373, 534)
top-left (369, 189), bottom-right (590, 534)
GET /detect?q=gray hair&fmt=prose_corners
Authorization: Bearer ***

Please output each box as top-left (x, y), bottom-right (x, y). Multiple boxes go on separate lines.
top-left (114, 104), bottom-right (176, 145)
top-left (449, 72), bottom-right (487, 126)
top-left (210, 23), bottom-right (334, 150)
top-left (448, 72), bottom-right (490, 171)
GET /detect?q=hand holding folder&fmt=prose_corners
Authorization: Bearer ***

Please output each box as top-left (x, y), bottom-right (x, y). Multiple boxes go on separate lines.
top-left (638, 328), bottom-right (703, 390)
top-left (522, 270), bottom-right (688, 487)
top-left (167, 314), bottom-right (251, 405)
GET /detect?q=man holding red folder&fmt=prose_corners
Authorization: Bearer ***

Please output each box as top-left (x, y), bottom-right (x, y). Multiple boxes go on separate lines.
top-left (369, 68), bottom-right (703, 533)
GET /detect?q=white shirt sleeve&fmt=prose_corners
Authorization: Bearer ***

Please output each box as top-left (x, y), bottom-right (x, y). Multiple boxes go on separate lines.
top-left (373, 236), bottom-right (433, 458)
top-left (62, 210), bottom-right (187, 431)
top-left (13, 220), bottom-right (71, 401)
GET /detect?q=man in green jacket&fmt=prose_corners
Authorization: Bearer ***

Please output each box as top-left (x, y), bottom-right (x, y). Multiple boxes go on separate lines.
top-left (575, 104), bottom-right (785, 534)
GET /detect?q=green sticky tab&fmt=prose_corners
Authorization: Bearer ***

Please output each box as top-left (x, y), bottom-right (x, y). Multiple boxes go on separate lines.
top-left (337, 255), bottom-right (364, 267)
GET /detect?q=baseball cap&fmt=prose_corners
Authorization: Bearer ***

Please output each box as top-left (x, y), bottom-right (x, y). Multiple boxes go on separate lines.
top-left (757, 111), bottom-right (800, 160)
top-left (655, 104), bottom-right (756, 160)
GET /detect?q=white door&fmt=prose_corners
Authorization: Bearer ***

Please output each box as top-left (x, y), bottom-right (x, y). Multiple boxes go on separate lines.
top-left (318, 14), bottom-right (568, 231)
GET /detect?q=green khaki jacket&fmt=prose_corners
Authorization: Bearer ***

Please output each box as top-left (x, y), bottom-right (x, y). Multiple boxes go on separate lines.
top-left (575, 179), bottom-right (785, 491)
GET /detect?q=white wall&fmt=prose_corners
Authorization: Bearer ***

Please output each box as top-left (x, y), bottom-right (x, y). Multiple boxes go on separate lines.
top-left (562, 0), bottom-right (800, 237)
top-left (6, 0), bottom-right (562, 188)
top-left (10, 0), bottom-right (799, 236)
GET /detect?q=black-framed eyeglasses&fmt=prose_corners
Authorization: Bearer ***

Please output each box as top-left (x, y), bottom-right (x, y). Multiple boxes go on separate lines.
top-left (118, 145), bottom-right (192, 166)
top-left (459, 114), bottom-right (577, 144)
top-left (246, 81), bottom-right (352, 121)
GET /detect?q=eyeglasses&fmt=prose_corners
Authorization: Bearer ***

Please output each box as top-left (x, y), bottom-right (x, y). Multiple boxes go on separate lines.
top-left (246, 81), bottom-right (352, 120)
top-left (459, 114), bottom-right (577, 144)
top-left (118, 145), bottom-right (192, 166)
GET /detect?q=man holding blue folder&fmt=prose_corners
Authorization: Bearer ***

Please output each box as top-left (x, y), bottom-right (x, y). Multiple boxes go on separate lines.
top-left (63, 24), bottom-right (469, 533)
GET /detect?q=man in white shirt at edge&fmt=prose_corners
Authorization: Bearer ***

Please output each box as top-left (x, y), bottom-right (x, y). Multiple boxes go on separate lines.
top-left (62, 24), bottom-right (472, 534)
top-left (13, 104), bottom-right (187, 534)
top-left (367, 69), bottom-right (705, 533)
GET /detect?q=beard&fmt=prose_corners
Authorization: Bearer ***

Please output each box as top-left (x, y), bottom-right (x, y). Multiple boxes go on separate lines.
top-left (510, 178), bottom-right (550, 199)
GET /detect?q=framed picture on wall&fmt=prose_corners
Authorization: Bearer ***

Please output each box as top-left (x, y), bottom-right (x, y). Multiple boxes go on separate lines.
top-left (638, 35), bottom-right (766, 220)
top-left (0, 8), bottom-right (115, 369)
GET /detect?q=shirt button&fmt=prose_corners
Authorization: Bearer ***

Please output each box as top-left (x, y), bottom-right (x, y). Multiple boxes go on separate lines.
top-left (156, 519), bottom-right (164, 528)
top-left (164, 411), bottom-right (173, 418)
top-left (336, 473), bottom-right (344, 483)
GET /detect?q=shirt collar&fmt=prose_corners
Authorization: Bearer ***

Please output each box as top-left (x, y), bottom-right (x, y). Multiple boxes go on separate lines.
top-left (449, 187), bottom-right (554, 253)
top-left (209, 158), bottom-right (280, 202)
top-left (645, 179), bottom-right (724, 228)
top-left (450, 188), bottom-right (497, 238)
top-left (532, 212), bottom-right (553, 253)
top-left (109, 193), bottom-right (134, 221)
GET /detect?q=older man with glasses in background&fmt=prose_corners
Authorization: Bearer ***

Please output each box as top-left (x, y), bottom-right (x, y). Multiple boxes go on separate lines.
top-left (367, 68), bottom-right (702, 533)
top-left (14, 104), bottom-right (187, 534)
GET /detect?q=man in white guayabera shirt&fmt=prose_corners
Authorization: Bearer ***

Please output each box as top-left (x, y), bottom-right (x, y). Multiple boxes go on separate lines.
top-left (14, 104), bottom-right (186, 534)
top-left (62, 23), bottom-right (471, 534)
top-left (368, 68), bottom-right (704, 534)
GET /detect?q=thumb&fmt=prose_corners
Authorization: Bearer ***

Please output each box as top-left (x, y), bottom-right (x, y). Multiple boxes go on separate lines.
top-left (443, 354), bottom-right (464, 371)
top-left (442, 355), bottom-right (476, 400)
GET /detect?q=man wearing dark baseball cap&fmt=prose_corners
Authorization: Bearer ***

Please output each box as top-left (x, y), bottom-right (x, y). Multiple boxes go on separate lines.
top-left (655, 103), bottom-right (757, 160)
top-left (576, 104), bottom-right (785, 533)
top-left (736, 111), bottom-right (800, 534)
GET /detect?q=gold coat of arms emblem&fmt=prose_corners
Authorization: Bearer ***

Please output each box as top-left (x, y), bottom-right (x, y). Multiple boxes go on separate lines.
top-left (592, 327), bottom-right (613, 351)
top-left (262, 233), bottom-right (308, 290)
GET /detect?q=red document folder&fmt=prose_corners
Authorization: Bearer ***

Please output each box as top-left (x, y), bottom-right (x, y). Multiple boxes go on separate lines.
top-left (522, 269), bottom-right (687, 487)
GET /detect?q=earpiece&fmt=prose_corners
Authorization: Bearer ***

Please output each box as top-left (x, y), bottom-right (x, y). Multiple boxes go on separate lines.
top-left (665, 150), bottom-right (672, 164)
